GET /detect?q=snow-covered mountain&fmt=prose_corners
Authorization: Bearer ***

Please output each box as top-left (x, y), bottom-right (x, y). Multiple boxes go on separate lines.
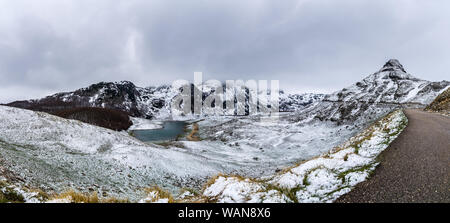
top-left (7, 81), bottom-right (324, 119)
top-left (6, 81), bottom-right (173, 119)
top-left (279, 92), bottom-right (325, 112)
top-left (291, 59), bottom-right (449, 125)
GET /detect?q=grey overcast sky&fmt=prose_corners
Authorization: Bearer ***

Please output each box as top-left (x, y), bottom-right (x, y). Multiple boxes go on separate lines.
top-left (0, 0), bottom-right (449, 103)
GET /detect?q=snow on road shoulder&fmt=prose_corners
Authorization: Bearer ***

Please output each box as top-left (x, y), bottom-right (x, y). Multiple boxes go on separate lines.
top-left (202, 175), bottom-right (291, 203)
top-left (199, 110), bottom-right (408, 203)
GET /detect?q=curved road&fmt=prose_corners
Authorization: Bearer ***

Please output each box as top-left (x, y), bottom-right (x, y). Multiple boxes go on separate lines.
top-left (336, 109), bottom-right (450, 203)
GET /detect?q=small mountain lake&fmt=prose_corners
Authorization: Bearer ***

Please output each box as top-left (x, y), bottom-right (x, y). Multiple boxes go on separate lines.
top-left (131, 121), bottom-right (188, 142)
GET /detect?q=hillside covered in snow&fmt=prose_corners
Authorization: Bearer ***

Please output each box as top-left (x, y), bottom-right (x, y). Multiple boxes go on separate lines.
top-left (0, 105), bottom-right (226, 200)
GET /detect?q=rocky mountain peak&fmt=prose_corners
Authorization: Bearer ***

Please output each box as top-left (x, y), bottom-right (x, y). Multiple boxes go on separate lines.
top-left (380, 59), bottom-right (406, 73)
top-left (296, 59), bottom-right (449, 125)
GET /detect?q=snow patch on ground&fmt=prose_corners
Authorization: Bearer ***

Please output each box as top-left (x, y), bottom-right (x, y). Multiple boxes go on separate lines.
top-left (203, 176), bottom-right (291, 203)
top-left (139, 191), bottom-right (170, 203)
top-left (138, 188), bottom-right (173, 203)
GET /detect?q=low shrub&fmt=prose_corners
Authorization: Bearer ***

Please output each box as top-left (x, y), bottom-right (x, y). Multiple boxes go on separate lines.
top-left (53, 107), bottom-right (132, 131)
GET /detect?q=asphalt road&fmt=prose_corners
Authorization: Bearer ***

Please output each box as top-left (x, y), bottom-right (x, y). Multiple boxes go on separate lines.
top-left (336, 109), bottom-right (450, 203)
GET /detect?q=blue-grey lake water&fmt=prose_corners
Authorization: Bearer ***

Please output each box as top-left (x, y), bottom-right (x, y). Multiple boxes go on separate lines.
top-left (131, 121), bottom-right (187, 142)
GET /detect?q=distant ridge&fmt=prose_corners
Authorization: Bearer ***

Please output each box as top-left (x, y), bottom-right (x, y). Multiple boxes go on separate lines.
top-left (6, 81), bottom-right (324, 119)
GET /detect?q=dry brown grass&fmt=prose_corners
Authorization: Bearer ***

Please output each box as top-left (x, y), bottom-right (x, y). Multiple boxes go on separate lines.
top-left (49, 189), bottom-right (129, 203)
top-left (50, 190), bottom-right (100, 203)
top-left (187, 123), bottom-right (201, 141)
top-left (101, 197), bottom-right (130, 203)
top-left (425, 87), bottom-right (450, 115)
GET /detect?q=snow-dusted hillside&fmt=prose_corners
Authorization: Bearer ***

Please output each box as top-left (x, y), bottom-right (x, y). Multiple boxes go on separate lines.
top-left (6, 81), bottom-right (175, 119)
top-left (0, 105), bottom-right (233, 200)
top-left (291, 59), bottom-right (449, 125)
top-left (0, 104), bottom-right (352, 201)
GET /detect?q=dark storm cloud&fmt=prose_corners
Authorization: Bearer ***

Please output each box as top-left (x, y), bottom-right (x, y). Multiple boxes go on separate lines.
top-left (0, 0), bottom-right (449, 102)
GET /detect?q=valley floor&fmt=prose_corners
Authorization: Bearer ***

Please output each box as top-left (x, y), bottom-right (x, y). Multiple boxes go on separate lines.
top-left (336, 109), bottom-right (450, 203)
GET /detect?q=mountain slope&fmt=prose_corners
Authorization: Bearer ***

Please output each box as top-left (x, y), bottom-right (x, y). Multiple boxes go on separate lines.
top-left (0, 105), bottom-right (225, 200)
top-left (6, 81), bottom-right (172, 119)
top-left (425, 86), bottom-right (450, 115)
top-left (291, 59), bottom-right (449, 125)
